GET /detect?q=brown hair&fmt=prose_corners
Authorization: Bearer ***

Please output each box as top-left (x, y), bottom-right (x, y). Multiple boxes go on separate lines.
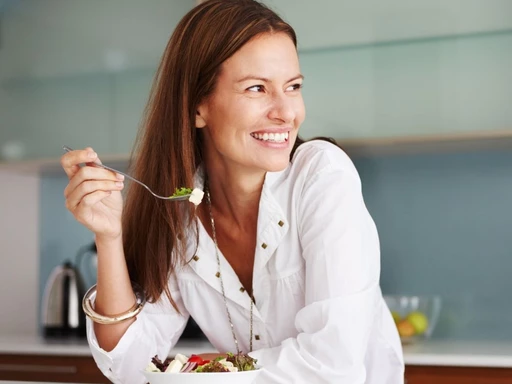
top-left (122, 0), bottom-right (298, 308)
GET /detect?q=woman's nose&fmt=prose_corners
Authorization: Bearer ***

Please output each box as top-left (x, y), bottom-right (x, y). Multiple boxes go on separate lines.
top-left (268, 93), bottom-right (296, 123)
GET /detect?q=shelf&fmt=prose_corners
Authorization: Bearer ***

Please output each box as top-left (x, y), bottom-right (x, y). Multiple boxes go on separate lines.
top-left (298, 28), bottom-right (512, 55)
top-left (1, 130), bottom-right (511, 175)
top-left (0, 154), bottom-right (131, 175)
top-left (339, 130), bottom-right (512, 157)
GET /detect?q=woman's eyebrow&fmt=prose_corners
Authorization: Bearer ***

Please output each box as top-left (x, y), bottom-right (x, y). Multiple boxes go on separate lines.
top-left (235, 74), bottom-right (304, 83)
top-left (287, 74), bottom-right (305, 83)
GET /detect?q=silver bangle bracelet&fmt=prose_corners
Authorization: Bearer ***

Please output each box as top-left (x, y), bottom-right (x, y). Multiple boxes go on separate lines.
top-left (82, 282), bottom-right (146, 325)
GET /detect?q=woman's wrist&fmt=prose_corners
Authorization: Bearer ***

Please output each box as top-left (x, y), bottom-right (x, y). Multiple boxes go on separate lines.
top-left (95, 232), bottom-right (123, 248)
top-left (83, 282), bottom-right (145, 325)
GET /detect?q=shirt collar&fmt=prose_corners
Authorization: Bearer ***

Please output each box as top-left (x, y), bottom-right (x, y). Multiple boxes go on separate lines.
top-left (185, 164), bottom-right (290, 314)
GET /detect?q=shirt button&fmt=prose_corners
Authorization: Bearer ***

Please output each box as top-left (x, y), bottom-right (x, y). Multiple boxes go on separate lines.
top-left (278, 220), bottom-right (284, 227)
top-left (192, 255), bottom-right (199, 261)
top-left (261, 243), bottom-right (268, 249)
top-left (239, 287), bottom-right (246, 293)
top-left (254, 335), bottom-right (260, 341)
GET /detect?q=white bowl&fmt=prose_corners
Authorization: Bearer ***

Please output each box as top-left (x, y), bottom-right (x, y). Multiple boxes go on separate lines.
top-left (142, 368), bottom-right (262, 384)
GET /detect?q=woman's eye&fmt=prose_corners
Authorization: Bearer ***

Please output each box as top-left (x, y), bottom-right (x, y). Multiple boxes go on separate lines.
top-left (287, 83), bottom-right (303, 92)
top-left (247, 85), bottom-right (265, 92)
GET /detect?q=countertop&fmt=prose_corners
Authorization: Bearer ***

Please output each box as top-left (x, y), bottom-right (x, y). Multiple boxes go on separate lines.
top-left (402, 340), bottom-right (512, 368)
top-left (1, 334), bottom-right (512, 368)
top-left (0, 334), bottom-right (216, 357)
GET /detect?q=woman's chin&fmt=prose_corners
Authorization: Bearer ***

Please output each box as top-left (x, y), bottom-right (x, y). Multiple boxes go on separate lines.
top-left (264, 159), bottom-right (291, 173)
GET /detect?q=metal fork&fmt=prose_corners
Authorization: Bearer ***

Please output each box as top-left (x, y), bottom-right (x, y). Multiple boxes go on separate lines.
top-left (62, 145), bottom-right (191, 201)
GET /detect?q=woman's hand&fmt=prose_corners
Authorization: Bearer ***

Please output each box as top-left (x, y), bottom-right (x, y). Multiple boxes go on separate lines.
top-left (61, 147), bottom-right (125, 240)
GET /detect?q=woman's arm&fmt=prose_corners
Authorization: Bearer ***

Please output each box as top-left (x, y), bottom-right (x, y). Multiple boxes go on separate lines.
top-left (93, 235), bottom-right (139, 352)
top-left (250, 149), bottom-right (398, 383)
top-left (88, 273), bottom-right (190, 384)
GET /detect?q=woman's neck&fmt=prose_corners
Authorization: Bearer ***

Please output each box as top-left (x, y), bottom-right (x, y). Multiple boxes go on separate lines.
top-left (204, 164), bottom-right (265, 231)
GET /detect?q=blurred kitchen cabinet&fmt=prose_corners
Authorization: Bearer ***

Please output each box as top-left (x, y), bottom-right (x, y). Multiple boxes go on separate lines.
top-left (299, 31), bottom-right (512, 141)
top-left (1, 70), bottom-right (156, 162)
top-left (0, 353), bottom-right (109, 383)
top-left (110, 70), bottom-right (155, 155)
top-left (1, 1), bottom-right (512, 167)
top-left (405, 365), bottom-right (512, 384)
top-left (0, 0), bottom-right (195, 164)
top-left (2, 75), bottom-right (113, 161)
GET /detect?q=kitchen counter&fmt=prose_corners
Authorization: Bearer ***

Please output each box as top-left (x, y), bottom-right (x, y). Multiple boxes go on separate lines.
top-left (0, 334), bottom-right (216, 357)
top-left (402, 340), bottom-right (512, 368)
top-left (1, 335), bottom-right (512, 368)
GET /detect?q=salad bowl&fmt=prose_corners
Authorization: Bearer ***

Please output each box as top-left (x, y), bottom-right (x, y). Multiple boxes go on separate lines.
top-left (142, 368), bottom-right (262, 384)
top-left (143, 352), bottom-right (261, 384)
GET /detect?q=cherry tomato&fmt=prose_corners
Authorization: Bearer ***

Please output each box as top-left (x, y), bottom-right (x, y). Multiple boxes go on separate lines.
top-left (188, 355), bottom-right (204, 364)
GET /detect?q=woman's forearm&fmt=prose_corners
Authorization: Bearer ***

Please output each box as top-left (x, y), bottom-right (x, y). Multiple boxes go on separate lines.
top-left (93, 234), bottom-right (137, 352)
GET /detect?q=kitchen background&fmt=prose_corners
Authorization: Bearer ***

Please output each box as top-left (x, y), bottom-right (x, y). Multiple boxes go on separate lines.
top-left (1, 0), bottom-right (512, 343)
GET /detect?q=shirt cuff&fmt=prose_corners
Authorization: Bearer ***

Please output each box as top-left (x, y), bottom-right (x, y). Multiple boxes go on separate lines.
top-left (86, 314), bottom-right (148, 383)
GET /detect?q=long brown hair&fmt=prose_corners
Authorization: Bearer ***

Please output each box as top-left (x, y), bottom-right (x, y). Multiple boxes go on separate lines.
top-left (122, 0), bottom-right (298, 308)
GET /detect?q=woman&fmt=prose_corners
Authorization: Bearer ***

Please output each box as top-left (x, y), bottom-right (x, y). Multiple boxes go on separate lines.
top-left (61, 0), bottom-right (404, 383)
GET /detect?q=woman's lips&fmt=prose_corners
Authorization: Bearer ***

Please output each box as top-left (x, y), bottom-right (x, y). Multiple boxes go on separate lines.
top-left (250, 131), bottom-right (289, 143)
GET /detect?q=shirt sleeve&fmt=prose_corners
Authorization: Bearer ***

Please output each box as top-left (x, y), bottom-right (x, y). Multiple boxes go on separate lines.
top-left (249, 148), bottom-right (382, 383)
top-left (87, 274), bottom-right (189, 384)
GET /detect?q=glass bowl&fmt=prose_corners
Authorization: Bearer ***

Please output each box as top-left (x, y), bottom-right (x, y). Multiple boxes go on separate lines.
top-left (384, 295), bottom-right (442, 344)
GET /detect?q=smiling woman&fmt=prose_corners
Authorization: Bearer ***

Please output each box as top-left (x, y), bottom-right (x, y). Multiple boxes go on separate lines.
top-left (195, 31), bottom-right (305, 178)
top-left (59, 1), bottom-right (404, 383)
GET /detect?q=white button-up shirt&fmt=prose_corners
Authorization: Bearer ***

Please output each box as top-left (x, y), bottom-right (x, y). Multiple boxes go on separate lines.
top-left (87, 140), bottom-right (404, 383)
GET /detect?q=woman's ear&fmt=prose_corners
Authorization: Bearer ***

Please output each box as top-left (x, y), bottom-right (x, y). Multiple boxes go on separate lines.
top-left (195, 105), bottom-right (207, 129)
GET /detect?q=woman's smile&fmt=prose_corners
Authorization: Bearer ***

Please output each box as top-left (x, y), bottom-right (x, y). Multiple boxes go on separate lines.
top-left (250, 130), bottom-right (290, 146)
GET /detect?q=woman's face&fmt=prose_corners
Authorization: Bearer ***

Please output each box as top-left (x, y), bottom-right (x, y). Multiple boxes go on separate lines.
top-left (196, 32), bottom-right (305, 175)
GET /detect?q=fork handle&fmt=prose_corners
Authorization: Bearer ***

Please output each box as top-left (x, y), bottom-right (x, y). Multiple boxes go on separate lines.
top-left (62, 145), bottom-right (146, 190)
top-left (62, 145), bottom-right (172, 200)
top-left (96, 163), bottom-right (137, 184)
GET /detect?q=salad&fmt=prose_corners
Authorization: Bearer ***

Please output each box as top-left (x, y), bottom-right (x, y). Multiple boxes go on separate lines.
top-left (145, 352), bottom-right (258, 373)
top-left (171, 187), bottom-right (204, 206)
top-left (171, 187), bottom-right (193, 197)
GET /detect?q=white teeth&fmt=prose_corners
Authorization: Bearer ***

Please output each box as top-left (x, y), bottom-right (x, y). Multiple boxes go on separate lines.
top-left (251, 132), bottom-right (289, 143)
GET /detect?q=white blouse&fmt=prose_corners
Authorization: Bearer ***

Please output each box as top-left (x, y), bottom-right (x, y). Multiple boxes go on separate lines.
top-left (87, 140), bottom-right (404, 384)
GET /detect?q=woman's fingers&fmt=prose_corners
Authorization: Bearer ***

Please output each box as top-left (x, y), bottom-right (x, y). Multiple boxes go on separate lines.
top-left (65, 179), bottom-right (124, 212)
top-left (79, 190), bottom-right (113, 209)
top-left (61, 147), bottom-right (124, 238)
top-left (64, 163), bottom-right (124, 199)
top-left (72, 190), bottom-right (114, 222)
top-left (61, 147), bottom-right (97, 179)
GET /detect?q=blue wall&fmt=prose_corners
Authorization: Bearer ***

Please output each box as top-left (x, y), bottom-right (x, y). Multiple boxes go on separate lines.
top-left (39, 148), bottom-right (512, 340)
top-left (354, 149), bottom-right (512, 340)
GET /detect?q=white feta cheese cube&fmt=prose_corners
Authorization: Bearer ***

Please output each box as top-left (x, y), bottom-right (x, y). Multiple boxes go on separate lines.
top-left (165, 359), bottom-right (184, 373)
top-left (145, 362), bottom-right (160, 372)
top-left (189, 188), bottom-right (204, 206)
top-left (174, 353), bottom-right (189, 365)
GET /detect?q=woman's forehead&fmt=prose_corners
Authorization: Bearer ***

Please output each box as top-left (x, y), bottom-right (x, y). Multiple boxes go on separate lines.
top-left (219, 33), bottom-right (299, 81)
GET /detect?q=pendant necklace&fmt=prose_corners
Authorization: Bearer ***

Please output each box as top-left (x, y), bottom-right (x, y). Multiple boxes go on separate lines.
top-left (205, 187), bottom-right (254, 354)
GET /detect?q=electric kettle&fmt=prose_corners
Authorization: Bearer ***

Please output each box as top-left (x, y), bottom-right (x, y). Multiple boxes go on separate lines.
top-left (41, 260), bottom-right (87, 338)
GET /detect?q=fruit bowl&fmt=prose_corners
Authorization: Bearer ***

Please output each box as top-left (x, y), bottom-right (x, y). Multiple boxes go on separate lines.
top-left (384, 295), bottom-right (442, 344)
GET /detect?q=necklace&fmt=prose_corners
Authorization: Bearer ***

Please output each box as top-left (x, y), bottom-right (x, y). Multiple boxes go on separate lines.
top-left (205, 188), bottom-right (254, 354)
